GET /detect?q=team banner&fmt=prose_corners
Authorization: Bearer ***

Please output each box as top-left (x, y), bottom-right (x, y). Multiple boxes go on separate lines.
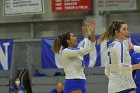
top-left (3, 0), bottom-right (44, 16)
top-left (0, 40), bottom-right (13, 70)
top-left (97, 0), bottom-right (137, 11)
top-left (41, 34), bottom-right (140, 68)
top-left (52, 0), bottom-right (91, 12)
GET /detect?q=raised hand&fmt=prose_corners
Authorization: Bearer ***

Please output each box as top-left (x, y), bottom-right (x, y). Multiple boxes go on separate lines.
top-left (89, 17), bottom-right (96, 43)
top-left (82, 20), bottom-right (88, 38)
top-left (89, 17), bottom-right (96, 33)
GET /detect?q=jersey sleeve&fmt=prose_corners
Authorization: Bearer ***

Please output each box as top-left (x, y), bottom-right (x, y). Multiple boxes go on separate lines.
top-left (105, 66), bottom-right (110, 78)
top-left (134, 46), bottom-right (140, 53)
top-left (104, 50), bottom-right (110, 78)
top-left (63, 38), bottom-right (95, 57)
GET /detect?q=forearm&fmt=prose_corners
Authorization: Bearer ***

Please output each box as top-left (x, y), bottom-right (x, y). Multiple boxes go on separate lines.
top-left (83, 20), bottom-right (88, 38)
top-left (132, 64), bottom-right (140, 70)
top-left (89, 17), bottom-right (96, 43)
top-left (90, 31), bottom-right (96, 43)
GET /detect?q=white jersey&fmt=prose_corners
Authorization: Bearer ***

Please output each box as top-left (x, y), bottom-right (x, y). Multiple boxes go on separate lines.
top-left (62, 38), bottom-right (95, 79)
top-left (105, 40), bottom-right (136, 93)
top-left (134, 46), bottom-right (140, 53)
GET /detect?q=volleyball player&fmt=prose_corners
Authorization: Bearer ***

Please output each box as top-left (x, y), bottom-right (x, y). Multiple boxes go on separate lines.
top-left (98, 20), bottom-right (140, 93)
top-left (52, 18), bottom-right (96, 93)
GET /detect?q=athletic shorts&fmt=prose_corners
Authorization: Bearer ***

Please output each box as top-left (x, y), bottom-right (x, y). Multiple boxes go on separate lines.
top-left (64, 79), bottom-right (86, 93)
top-left (117, 88), bottom-right (135, 93)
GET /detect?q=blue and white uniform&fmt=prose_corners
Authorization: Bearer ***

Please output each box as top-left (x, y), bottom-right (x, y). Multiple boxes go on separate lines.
top-left (105, 40), bottom-right (136, 93)
top-left (62, 38), bottom-right (95, 93)
top-left (131, 52), bottom-right (140, 93)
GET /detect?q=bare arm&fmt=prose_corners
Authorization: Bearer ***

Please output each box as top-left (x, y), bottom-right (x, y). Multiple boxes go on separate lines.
top-left (89, 17), bottom-right (96, 43)
top-left (82, 20), bottom-right (88, 38)
top-left (128, 41), bottom-right (140, 52)
top-left (132, 64), bottom-right (140, 70)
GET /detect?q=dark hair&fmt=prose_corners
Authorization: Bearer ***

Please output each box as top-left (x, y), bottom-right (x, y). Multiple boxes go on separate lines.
top-left (98, 20), bottom-right (126, 43)
top-left (52, 32), bottom-right (70, 53)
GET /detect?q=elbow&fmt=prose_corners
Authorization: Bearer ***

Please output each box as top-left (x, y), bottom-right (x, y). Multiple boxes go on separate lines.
top-left (104, 72), bottom-right (110, 78)
top-left (80, 51), bottom-right (89, 56)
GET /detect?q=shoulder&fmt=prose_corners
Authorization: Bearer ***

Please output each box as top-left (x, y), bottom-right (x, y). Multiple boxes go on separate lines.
top-left (108, 41), bottom-right (119, 48)
top-left (114, 41), bottom-right (123, 47)
top-left (108, 41), bottom-right (123, 51)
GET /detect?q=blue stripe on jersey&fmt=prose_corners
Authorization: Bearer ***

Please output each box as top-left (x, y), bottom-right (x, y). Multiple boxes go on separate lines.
top-left (121, 43), bottom-right (123, 63)
top-left (68, 47), bottom-right (80, 50)
top-left (107, 40), bottom-right (111, 64)
top-left (95, 43), bottom-right (101, 66)
top-left (107, 39), bottom-right (114, 48)
top-left (108, 52), bottom-right (111, 64)
top-left (107, 42), bottom-right (116, 64)
top-left (84, 54), bottom-right (89, 67)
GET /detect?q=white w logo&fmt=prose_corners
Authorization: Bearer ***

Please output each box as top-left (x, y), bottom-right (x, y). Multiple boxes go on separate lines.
top-left (0, 43), bottom-right (10, 70)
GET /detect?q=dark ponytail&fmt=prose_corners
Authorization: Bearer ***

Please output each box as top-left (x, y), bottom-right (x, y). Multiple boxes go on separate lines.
top-left (98, 20), bottom-right (125, 44)
top-left (52, 36), bottom-right (62, 53)
top-left (52, 32), bottom-right (70, 53)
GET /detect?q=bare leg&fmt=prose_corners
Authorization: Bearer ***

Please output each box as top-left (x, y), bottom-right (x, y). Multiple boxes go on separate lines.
top-left (71, 90), bottom-right (82, 93)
